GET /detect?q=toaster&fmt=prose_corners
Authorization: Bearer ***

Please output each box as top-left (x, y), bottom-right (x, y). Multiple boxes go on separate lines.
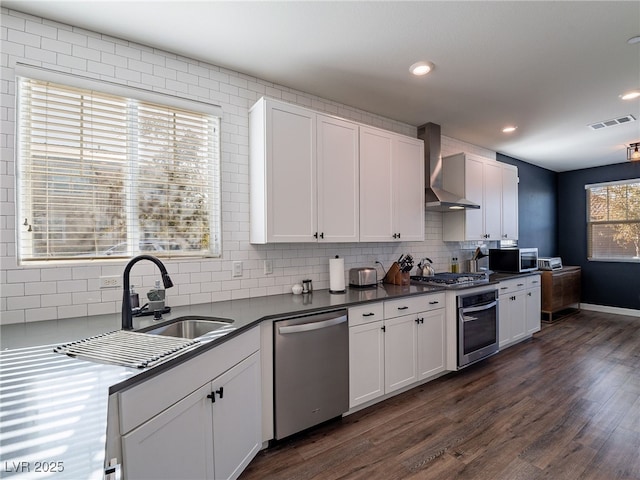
top-left (349, 267), bottom-right (378, 287)
top-left (538, 257), bottom-right (562, 270)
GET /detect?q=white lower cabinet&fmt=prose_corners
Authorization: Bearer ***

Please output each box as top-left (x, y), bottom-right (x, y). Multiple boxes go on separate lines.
top-left (384, 314), bottom-right (418, 393)
top-left (349, 319), bottom-right (385, 407)
top-left (416, 309), bottom-right (446, 380)
top-left (122, 352), bottom-right (261, 480)
top-left (122, 382), bottom-right (214, 480)
top-left (525, 275), bottom-right (542, 335)
top-left (348, 293), bottom-right (445, 409)
top-left (115, 328), bottom-right (262, 480)
top-left (498, 274), bottom-right (541, 349)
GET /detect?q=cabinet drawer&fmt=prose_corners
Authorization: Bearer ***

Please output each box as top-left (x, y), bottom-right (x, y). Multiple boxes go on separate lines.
top-left (384, 295), bottom-right (430, 319)
top-left (526, 274), bottom-right (541, 289)
top-left (421, 293), bottom-right (445, 312)
top-left (497, 278), bottom-right (527, 296)
top-left (349, 302), bottom-right (384, 326)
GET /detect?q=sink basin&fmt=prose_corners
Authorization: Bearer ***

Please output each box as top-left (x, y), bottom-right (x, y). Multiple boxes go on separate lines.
top-left (143, 316), bottom-right (235, 340)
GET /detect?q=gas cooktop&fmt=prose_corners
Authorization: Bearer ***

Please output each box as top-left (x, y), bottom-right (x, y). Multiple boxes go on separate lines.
top-left (410, 272), bottom-right (490, 288)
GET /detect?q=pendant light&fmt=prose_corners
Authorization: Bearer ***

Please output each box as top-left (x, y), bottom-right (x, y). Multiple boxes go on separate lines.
top-left (628, 142), bottom-right (640, 161)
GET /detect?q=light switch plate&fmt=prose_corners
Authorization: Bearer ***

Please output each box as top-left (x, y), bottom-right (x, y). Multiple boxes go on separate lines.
top-left (232, 261), bottom-right (243, 277)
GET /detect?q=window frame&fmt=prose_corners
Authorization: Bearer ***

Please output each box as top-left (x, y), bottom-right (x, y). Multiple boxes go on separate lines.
top-left (15, 64), bottom-right (223, 263)
top-left (585, 178), bottom-right (640, 263)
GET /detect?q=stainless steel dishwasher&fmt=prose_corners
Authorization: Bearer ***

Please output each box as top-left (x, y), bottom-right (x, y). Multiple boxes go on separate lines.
top-left (273, 309), bottom-right (349, 439)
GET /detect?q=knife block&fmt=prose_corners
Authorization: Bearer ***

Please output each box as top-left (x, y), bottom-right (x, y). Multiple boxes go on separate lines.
top-left (383, 262), bottom-right (411, 286)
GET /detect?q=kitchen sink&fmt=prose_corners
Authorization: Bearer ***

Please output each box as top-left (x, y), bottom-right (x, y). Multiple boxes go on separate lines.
top-left (142, 316), bottom-right (235, 340)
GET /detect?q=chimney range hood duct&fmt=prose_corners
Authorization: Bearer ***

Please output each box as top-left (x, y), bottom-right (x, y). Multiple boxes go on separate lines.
top-left (417, 122), bottom-right (480, 211)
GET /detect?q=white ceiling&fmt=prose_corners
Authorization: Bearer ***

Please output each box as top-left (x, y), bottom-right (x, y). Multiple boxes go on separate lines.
top-left (4, 1), bottom-right (640, 172)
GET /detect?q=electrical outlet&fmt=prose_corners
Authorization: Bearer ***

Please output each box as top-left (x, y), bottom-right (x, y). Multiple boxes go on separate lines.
top-left (100, 275), bottom-right (122, 288)
top-left (232, 261), bottom-right (243, 278)
top-left (264, 259), bottom-right (273, 275)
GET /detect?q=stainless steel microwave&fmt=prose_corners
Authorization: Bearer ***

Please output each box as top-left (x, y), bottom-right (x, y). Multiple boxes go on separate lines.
top-left (489, 248), bottom-right (539, 273)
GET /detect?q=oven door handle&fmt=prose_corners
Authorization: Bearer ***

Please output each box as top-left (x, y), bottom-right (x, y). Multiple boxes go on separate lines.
top-left (459, 300), bottom-right (497, 315)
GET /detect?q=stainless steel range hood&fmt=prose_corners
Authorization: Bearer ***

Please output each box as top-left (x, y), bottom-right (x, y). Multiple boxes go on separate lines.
top-left (417, 122), bottom-right (480, 211)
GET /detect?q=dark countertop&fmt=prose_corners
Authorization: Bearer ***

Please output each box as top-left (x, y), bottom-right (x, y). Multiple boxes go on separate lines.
top-left (1, 283), bottom-right (444, 350)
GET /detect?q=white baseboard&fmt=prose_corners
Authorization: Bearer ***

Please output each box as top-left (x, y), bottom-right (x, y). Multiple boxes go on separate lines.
top-left (580, 303), bottom-right (640, 318)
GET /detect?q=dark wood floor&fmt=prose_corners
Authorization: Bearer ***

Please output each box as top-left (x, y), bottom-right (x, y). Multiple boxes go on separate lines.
top-left (240, 310), bottom-right (640, 480)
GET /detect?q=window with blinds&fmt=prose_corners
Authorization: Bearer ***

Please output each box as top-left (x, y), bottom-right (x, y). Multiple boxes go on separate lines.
top-left (16, 77), bottom-right (221, 262)
top-left (586, 179), bottom-right (640, 261)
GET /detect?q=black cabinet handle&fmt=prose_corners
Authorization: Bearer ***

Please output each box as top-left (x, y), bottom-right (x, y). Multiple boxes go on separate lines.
top-left (313, 232), bottom-right (318, 239)
top-left (381, 325), bottom-right (386, 332)
top-left (363, 312), bottom-right (375, 317)
top-left (320, 232), bottom-right (324, 239)
top-left (392, 233), bottom-right (398, 239)
top-left (207, 387), bottom-right (224, 403)
top-left (415, 318), bottom-right (420, 324)
top-left (429, 301), bottom-right (439, 305)
top-left (397, 306), bottom-right (409, 310)
top-left (420, 318), bottom-right (424, 324)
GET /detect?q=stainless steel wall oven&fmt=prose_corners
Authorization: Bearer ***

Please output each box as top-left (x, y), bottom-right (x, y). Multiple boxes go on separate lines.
top-left (457, 289), bottom-right (499, 368)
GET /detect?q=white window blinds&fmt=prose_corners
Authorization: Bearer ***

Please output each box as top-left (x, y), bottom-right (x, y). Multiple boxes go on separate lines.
top-left (586, 179), bottom-right (640, 261)
top-left (17, 76), bottom-right (221, 261)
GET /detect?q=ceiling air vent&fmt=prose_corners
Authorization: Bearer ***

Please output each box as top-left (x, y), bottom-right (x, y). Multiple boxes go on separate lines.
top-left (589, 115), bottom-right (636, 130)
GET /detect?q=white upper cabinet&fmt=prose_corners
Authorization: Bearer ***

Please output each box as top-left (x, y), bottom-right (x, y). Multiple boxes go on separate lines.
top-left (250, 98), bottom-right (358, 243)
top-left (250, 98), bottom-right (316, 243)
top-left (359, 126), bottom-right (394, 241)
top-left (442, 153), bottom-right (518, 242)
top-left (250, 97), bottom-right (423, 244)
top-left (317, 114), bottom-right (360, 242)
top-left (393, 135), bottom-right (426, 241)
top-left (501, 164), bottom-right (519, 240)
top-left (359, 125), bottom-right (424, 242)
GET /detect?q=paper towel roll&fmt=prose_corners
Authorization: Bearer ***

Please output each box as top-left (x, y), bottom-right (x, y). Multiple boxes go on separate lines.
top-left (329, 256), bottom-right (346, 293)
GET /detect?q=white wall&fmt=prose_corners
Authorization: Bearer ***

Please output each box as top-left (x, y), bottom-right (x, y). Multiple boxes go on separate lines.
top-left (0, 8), bottom-right (497, 325)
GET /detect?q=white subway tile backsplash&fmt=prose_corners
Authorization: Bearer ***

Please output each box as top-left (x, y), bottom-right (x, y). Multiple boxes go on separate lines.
top-left (1, 7), bottom-right (497, 324)
top-left (56, 28), bottom-right (87, 47)
top-left (41, 293), bottom-right (72, 308)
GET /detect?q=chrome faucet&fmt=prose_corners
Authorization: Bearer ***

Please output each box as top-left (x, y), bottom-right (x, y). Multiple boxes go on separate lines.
top-left (122, 255), bottom-right (174, 330)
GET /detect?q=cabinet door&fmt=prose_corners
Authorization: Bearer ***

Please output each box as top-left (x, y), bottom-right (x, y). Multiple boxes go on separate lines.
top-left (498, 297), bottom-right (511, 349)
top-left (392, 136), bottom-right (424, 241)
top-left (384, 315), bottom-right (417, 394)
top-left (359, 126), bottom-right (394, 241)
top-left (526, 287), bottom-right (541, 335)
top-left (416, 309), bottom-right (445, 380)
top-left (212, 352), bottom-right (262, 480)
top-left (501, 164), bottom-right (519, 240)
top-left (349, 320), bottom-right (385, 408)
top-left (483, 161), bottom-right (502, 240)
top-left (510, 291), bottom-right (528, 343)
top-left (122, 384), bottom-right (214, 480)
top-left (266, 101), bottom-right (317, 242)
top-left (317, 114), bottom-right (359, 242)
top-left (463, 155), bottom-right (485, 240)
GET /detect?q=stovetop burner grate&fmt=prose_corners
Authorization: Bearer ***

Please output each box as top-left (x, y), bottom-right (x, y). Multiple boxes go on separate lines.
top-left (411, 272), bottom-right (489, 287)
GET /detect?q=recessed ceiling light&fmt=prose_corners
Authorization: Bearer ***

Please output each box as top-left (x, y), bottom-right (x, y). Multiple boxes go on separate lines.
top-left (410, 61), bottom-right (434, 76)
top-left (620, 90), bottom-right (640, 100)
top-left (628, 35), bottom-right (640, 45)
top-left (502, 126), bottom-right (517, 133)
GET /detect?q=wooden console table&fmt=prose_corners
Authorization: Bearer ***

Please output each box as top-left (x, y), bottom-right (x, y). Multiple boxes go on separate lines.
top-left (541, 266), bottom-right (581, 322)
